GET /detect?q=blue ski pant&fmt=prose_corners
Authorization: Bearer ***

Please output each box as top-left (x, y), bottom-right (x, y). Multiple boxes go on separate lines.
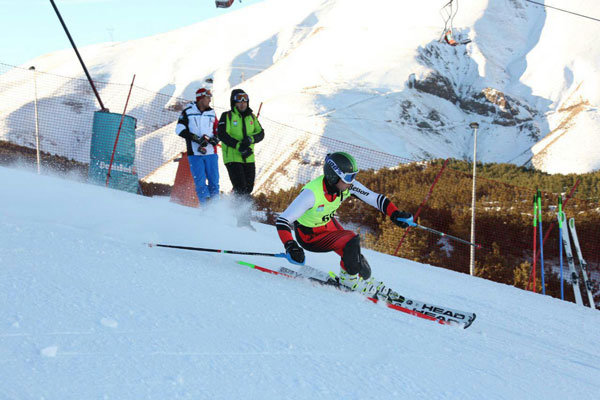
top-left (188, 154), bottom-right (219, 203)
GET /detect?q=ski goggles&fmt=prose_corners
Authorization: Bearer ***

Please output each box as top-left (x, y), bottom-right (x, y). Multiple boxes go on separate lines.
top-left (196, 88), bottom-right (212, 98)
top-left (233, 93), bottom-right (249, 103)
top-left (325, 157), bottom-right (358, 184)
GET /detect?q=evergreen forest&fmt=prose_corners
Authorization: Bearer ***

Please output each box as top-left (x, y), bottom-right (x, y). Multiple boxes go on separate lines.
top-left (256, 159), bottom-right (600, 304)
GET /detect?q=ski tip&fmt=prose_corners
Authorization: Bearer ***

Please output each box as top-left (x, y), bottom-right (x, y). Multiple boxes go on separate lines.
top-left (463, 313), bottom-right (477, 329)
top-left (145, 242), bottom-right (155, 248)
top-left (236, 260), bottom-right (254, 268)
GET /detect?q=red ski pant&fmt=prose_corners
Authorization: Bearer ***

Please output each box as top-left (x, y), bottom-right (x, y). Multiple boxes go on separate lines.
top-left (295, 219), bottom-right (357, 269)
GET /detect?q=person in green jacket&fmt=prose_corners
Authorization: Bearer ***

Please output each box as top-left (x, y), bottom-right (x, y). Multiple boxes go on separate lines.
top-left (217, 89), bottom-right (264, 226)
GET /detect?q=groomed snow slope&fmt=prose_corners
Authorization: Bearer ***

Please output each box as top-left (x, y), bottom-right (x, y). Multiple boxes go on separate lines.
top-left (1, 165), bottom-right (599, 399)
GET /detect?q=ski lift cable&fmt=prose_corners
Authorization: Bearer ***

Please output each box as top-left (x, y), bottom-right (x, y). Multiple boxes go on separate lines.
top-left (439, 0), bottom-right (461, 42)
top-left (439, 0), bottom-right (454, 41)
top-left (440, 1), bottom-right (454, 29)
top-left (525, 0), bottom-right (600, 23)
top-left (450, 0), bottom-right (459, 31)
top-left (438, 0), bottom-right (470, 45)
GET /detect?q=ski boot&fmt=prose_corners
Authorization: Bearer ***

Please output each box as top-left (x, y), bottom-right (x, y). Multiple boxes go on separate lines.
top-left (333, 270), bottom-right (400, 301)
top-left (360, 276), bottom-right (402, 301)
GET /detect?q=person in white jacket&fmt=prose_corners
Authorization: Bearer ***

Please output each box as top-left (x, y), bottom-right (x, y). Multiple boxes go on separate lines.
top-left (175, 88), bottom-right (220, 204)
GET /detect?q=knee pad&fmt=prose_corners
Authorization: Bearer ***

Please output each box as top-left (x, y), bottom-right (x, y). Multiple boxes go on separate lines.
top-left (342, 235), bottom-right (370, 279)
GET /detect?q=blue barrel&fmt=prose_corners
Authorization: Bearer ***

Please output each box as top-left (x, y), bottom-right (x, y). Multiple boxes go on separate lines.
top-left (88, 111), bottom-right (138, 193)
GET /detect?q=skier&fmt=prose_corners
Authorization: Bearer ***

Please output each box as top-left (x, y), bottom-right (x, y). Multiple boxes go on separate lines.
top-left (275, 152), bottom-right (416, 299)
top-left (217, 89), bottom-right (264, 228)
top-left (175, 87), bottom-right (220, 204)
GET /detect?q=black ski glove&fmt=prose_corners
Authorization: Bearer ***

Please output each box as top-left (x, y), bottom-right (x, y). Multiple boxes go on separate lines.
top-left (241, 136), bottom-right (253, 147)
top-left (190, 134), bottom-right (208, 154)
top-left (239, 145), bottom-right (253, 159)
top-left (391, 210), bottom-right (416, 229)
top-left (284, 240), bottom-right (305, 264)
top-left (208, 136), bottom-right (220, 146)
top-left (191, 134), bottom-right (205, 145)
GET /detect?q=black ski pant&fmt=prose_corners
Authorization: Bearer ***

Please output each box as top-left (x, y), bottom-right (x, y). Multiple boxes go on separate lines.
top-left (225, 162), bottom-right (255, 198)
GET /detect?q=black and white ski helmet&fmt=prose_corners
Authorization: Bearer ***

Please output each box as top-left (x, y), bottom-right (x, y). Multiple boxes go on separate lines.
top-left (323, 152), bottom-right (359, 185)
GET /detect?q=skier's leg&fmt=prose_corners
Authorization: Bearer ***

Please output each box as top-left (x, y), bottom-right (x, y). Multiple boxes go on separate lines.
top-left (204, 154), bottom-right (220, 199)
top-left (338, 233), bottom-right (397, 299)
top-left (224, 162), bottom-right (246, 196)
top-left (241, 162), bottom-right (256, 196)
top-left (295, 221), bottom-right (355, 253)
top-left (296, 219), bottom-right (368, 276)
top-left (225, 162), bottom-right (255, 227)
top-left (188, 155), bottom-right (209, 204)
top-left (294, 221), bottom-right (392, 296)
top-left (341, 235), bottom-right (371, 279)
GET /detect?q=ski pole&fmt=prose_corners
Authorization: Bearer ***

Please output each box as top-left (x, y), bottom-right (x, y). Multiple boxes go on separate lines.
top-left (530, 194), bottom-right (538, 292)
top-left (558, 196), bottom-right (564, 300)
top-left (394, 158), bottom-right (449, 256)
top-left (146, 242), bottom-right (287, 259)
top-left (415, 224), bottom-right (482, 249)
top-left (537, 190), bottom-right (546, 295)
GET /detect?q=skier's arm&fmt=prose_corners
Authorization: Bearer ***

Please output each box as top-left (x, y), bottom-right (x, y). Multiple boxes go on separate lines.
top-left (349, 180), bottom-right (399, 216)
top-left (349, 181), bottom-right (415, 228)
top-left (237, 116), bottom-right (264, 148)
top-left (275, 189), bottom-right (315, 244)
top-left (213, 115), bottom-right (218, 136)
top-left (176, 107), bottom-right (205, 144)
top-left (176, 108), bottom-right (191, 137)
top-left (209, 116), bottom-right (220, 145)
top-left (250, 116), bottom-right (264, 144)
top-left (217, 111), bottom-right (239, 147)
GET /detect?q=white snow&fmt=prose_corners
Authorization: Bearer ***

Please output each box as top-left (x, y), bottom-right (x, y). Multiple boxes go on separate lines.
top-left (2, 0), bottom-right (600, 177)
top-left (40, 346), bottom-right (58, 358)
top-left (1, 165), bottom-right (599, 399)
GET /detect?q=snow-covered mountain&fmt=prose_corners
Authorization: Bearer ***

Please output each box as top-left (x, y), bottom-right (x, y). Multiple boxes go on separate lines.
top-left (2, 0), bottom-right (600, 175)
top-left (2, 164), bottom-right (600, 398)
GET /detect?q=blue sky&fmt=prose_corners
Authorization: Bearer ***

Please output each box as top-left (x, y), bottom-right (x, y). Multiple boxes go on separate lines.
top-left (0, 0), bottom-right (265, 67)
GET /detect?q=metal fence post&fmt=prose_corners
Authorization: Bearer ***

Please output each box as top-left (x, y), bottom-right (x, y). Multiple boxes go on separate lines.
top-left (29, 66), bottom-right (41, 174)
top-left (469, 122), bottom-right (479, 276)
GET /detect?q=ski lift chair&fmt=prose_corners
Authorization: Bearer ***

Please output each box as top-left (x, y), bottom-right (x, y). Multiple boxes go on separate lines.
top-left (215, 0), bottom-right (235, 8)
top-left (443, 29), bottom-right (471, 46)
top-left (439, 0), bottom-right (471, 46)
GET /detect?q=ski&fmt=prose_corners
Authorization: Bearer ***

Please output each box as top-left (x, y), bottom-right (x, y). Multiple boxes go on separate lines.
top-left (557, 212), bottom-right (584, 306)
top-left (236, 260), bottom-right (476, 329)
top-left (567, 218), bottom-right (596, 309)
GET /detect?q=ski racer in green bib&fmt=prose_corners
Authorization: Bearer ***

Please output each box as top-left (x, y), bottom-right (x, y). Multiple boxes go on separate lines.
top-left (275, 152), bottom-right (416, 298)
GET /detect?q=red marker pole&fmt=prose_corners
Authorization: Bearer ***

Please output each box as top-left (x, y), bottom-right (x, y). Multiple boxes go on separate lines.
top-left (106, 74), bottom-right (136, 187)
